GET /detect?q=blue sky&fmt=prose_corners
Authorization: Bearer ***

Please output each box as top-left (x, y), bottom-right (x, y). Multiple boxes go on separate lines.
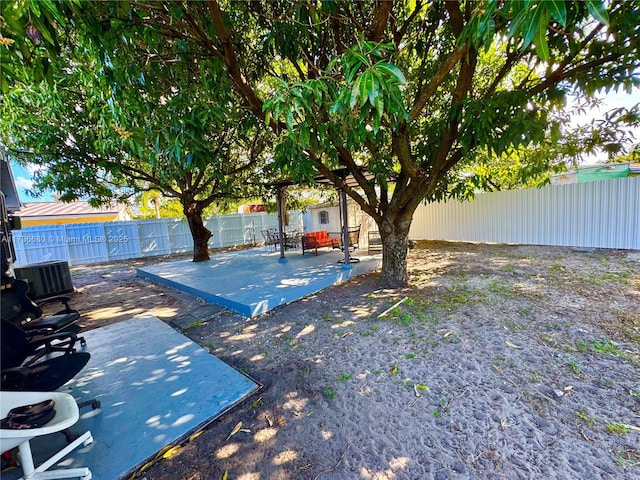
top-left (10, 161), bottom-right (56, 203)
top-left (8, 89), bottom-right (639, 204)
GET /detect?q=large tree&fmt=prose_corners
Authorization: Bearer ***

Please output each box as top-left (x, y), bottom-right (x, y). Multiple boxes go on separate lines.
top-left (3, 1), bottom-right (639, 285)
top-left (1, 7), bottom-right (271, 262)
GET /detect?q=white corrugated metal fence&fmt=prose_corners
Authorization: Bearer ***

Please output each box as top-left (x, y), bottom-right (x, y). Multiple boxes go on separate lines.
top-left (11, 178), bottom-right (638, 268)
top-left (410, 177), bottom-right (639, 249)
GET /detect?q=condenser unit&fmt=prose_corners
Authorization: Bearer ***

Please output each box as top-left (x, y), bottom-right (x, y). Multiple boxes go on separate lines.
top-left (15, 260), bottom-right (74, 299)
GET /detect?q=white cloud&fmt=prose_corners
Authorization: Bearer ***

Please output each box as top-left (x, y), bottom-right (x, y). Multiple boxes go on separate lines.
top-left (23, 162), bottom-right (46, 175)
top-left (14, 176), bottom-right (34, 191)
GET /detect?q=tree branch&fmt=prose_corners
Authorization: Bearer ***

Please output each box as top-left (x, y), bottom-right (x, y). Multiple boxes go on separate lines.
top-left (394, 0), bottom-right (423, 44)
top-left (410, 45), bottom-right (468, 121)
top-left (368, 0), bottom-right (393, 42)
top-left (206, 0), bottom-right (266, 122)
top-left (529, 53), bottom-right (625, 96)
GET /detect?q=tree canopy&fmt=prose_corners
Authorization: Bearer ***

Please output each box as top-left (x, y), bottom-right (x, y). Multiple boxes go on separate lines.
top-left (2, 0), bottom-right (639, 285)
top-left (1, 2), bottom-right (273, 261)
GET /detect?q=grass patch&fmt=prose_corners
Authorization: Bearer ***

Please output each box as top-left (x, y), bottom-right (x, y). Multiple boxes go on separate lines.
top-left (440, 287), bottom-right (481, 311)
top-left (592, 338), bottom-right (625, 356)
top-left (336, 373), bottom-right (352, 382)
top-left (548, 263), bottom-right (567, 272)
top-left (609, 310), bottom-right (640, 346)
top-left (575, 410), bottom-right (595, 428)
top-left (299, 365), bottom-right (311, 379)
top-left (582, 270), bottom-right (632, 286)
top-left (568, 360), bottom-right (582, 377)
top-left (607, 422), bottom-right (630, 435)
top-left (487, 280), bottom-right (515, 298)
top-left (504, 319), bottom-right (524, 331)
top-left (574, 338), bottom-right (625, 357)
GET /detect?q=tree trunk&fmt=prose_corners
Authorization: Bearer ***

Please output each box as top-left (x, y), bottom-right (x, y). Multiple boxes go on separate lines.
top-left (184, 202), bottom-right (212, 262)
top-left (378, 215), bottom-right (413, 288)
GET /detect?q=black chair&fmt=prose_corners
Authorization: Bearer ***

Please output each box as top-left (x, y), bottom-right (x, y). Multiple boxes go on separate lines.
top-left (1, 278), bottom-right (83, 343)
top-left (332, 225), bottom-right (361, 252)
top-left (345, 225), bottom-right (361, 251)
top-left (261, 228), bottom-right (279, 251)
top-left (0, 319), bottom-right (90, 392)
top-left (1, 319), bottom-right (100, 444)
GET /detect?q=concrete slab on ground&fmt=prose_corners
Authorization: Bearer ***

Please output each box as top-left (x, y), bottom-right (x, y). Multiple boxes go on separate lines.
top-left (137, 247), bottom-right (381, 317)
top-left (6, 316), bottom-right (259, 480)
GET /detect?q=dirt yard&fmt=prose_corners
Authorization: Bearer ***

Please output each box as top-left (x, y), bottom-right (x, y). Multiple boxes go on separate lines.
top-left (62, 241), bottom-right (640, 479)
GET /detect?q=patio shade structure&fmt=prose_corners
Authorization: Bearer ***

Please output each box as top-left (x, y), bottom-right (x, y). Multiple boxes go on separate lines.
top-left (269, 168), bottom-right (375, 268)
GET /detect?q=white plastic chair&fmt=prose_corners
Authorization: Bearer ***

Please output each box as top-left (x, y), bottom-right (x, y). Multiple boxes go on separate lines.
top-left (0, 391), bottom-right (93, 480)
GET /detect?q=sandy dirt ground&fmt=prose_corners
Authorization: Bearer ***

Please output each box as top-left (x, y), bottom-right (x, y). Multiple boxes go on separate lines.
top-left (60, 241), bottom-right (640, 480)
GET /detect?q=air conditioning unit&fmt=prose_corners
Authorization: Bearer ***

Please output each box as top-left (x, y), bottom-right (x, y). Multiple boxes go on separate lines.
top-left (15, 260), bottom-right (74, 299)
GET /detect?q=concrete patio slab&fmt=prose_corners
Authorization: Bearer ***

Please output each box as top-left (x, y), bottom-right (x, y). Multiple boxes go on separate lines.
top-left (137, 247), bottom-right (381, 317)
top-left (6, 316), bottom-right (259, 480)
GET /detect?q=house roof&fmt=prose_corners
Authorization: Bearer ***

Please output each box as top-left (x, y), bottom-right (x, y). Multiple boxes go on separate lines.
top-left (17, 201), bottom-right (126, 218)
top-left (551, 161), bottom-right (640, 184)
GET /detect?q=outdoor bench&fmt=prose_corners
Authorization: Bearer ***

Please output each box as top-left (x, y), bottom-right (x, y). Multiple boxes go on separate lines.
top-left (301, 231), bottom-right (339, 256)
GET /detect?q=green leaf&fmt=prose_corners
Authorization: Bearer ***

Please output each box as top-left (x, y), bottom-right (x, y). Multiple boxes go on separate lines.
top-left (329, 97), bottom-right (343, 115)
top-left (367, 75), bottom-right (380, 107)
top-left (31, 15), bottom-right (56, 46)
top-left (285, 110), bottom-right (294, 130)
top-left (534, 9), bottom-right (550, 61)
top-left (546, 0), bottom-right (567, 26)
top-left (375, 62), bottom-right (406, 84)
top-left (29, 1), bottom-right (42, 17)
top-left (507, 8), bottom-right (528, 40)
top-left (350, 76), bottom-right (361, 109)
top-left (345, 62), bottom-right (361, 83)
top-left (40, 0), bottom-right (67, 26)
top-left (375, 95), bottom-right (384, 120)
top-left (360, 71), bottom-right (377, 107)
top-left (584, 0), bottom-right (609, 25)
top-left (520, 4), bottom-right (543, 50)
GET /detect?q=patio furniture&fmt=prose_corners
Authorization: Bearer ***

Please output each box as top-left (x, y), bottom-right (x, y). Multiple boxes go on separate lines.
top-left (0, 319), bottom-right (90, 392)
top-left (284, 229), bottom-right (302, 249)
top-left (333, 225), bottom-right (361, 252)
top-left (301, 230), bottom-right (339, 256)
top-left (368, 230), bottom-right (382, 254)
top-left (261, 228), bottom-right (280, 251)
top-left (0, 391), bottom-right (93, 480)
top-left (1, 278), bottom-right (83, 343)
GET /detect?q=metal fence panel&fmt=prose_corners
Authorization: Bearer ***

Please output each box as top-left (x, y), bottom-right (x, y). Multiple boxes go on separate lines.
top-left (11, 212), bottom-right (288, 266)
top-left (240, 214), bottom-right (263, 246)
top-left (64, 223), bottom-right (110, 264)
top-left (104, 221), bottom-right (142, 261)
top-left (166, 219), bottom-right (193, 253)
top-left (204, 216), bottom-right (223, 248)
top-left (12, 226), bottom-right (69, 265)
top-left (217, 215), bottom-right (245, 247)
top-left (137, 220), bottom-right (172, 257)
top-left (410, 177), bottom-right (640, 250)
top-left (12, 182), bottom-right (636, 268)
